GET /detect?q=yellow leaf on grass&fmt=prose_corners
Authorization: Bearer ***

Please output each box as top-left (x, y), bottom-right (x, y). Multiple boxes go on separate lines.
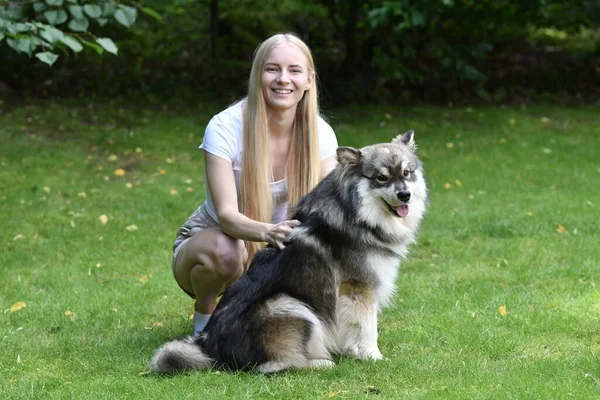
top-left (43, 186), bottom-right (51, 193)
top-left (108, 154), bottom-right (118, 161)
top-left (13, 234), bottom-right (24, 241)
top-left (498, 305), bottom-right (507, 316)
top-left (10, 301), bottom-right (27, 313)
top-left (139, 275), bottom-right (149, 283)
top-left (165, 157), bottom-right (175, 164)
top-left (540, 117), bottom-right (551, 124)
top-left (170, 189), bottom-right (178, 196)
top-left (64, 310), bottom-right (77, 321)
top-left (446, 142), bottom-right (455, 149)
top-left (526, 211), bottom-right (533, 217)
top-left (556, 225), bottom-right (566, 234)
top-left (186, 187), bottom-right (194, 193)
top-left (77, 192), bottom-right (87, 198)
top-left (114, 168), bottom-right (126, 177)
top-left (135, 147), bottom-right (143, 153)
top-left (444, 182), bottom-right (451, 189)
top-left (125, 182), bottom-right (133, 189)
top-left (328, 392), bottom-right (336, 398)
top-left (455, 179), bottom-right (463, 187)
top-left (125, 224), bottom-right (139, 232)
top-left (99, 215), bottom-right (108, 224)
top-left (508, 118), bottom-right (516, 125)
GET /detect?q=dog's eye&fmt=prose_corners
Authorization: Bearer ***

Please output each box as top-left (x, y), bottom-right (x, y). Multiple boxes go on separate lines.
top-left (375, 175), bottom-right (388, 183)
top-left (403, 169), bottom-right (411, 178)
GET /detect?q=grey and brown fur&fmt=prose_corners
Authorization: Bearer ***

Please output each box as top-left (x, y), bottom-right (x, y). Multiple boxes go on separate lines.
top-left (150, 131), bottom-right (428, 374)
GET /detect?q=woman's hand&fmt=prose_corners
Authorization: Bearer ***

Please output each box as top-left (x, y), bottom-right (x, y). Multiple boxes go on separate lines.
top-left (264, 219), bottom-right (301, 250)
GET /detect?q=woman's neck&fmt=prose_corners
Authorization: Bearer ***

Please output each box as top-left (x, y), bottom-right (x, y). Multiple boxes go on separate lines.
top-left (267, 106), bottom-right (297, 137)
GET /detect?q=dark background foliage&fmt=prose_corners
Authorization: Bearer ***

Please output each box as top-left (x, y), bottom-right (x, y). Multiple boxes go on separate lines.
top-left (1, 0), bottom-right (599, 106)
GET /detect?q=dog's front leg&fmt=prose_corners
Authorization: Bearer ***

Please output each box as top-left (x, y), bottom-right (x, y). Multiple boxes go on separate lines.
top-left (338, 293), bottom-right (383, 360)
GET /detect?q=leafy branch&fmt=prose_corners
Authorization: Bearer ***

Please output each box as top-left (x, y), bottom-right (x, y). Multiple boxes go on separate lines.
top-left (0, 0), bottom-right (160, 66)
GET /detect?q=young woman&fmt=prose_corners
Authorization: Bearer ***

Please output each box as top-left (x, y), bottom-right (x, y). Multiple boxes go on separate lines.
top-left (172, 33), bottom-right (338, 336)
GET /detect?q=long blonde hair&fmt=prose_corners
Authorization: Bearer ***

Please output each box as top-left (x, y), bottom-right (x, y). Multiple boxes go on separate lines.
top-left (241, 33), bottom-right (321, 261)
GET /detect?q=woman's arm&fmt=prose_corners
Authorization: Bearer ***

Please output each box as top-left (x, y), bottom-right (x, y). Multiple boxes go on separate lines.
top-left (205, 153), bottom-right (298, 248)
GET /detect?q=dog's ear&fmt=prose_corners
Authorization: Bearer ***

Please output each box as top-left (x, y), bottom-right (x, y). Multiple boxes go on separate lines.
top-left (336, 146), bottom-right (362, 168)
top-left (392, 130), bottom-right (416, 151)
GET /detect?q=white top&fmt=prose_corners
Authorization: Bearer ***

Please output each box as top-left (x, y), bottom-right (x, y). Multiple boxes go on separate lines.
top-left (199, 100), bottom-right (338, 224)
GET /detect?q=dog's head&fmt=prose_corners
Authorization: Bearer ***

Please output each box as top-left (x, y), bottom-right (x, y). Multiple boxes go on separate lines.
top-left (336, 131), bottom-right (427, 227)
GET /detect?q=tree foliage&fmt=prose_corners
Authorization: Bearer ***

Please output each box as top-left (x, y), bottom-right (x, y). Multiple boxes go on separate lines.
top-left (1, 0), bottom-right (598, 101)
top-left (0, 0), bottom-right (159, 66)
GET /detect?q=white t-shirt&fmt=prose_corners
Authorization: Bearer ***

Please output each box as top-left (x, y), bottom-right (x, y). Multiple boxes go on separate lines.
top-left (199, 100), bottom-right (338, 224)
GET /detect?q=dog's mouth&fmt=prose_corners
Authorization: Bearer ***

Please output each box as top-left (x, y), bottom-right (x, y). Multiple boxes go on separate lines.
top-left (384, 201), bottom-right (409, 218)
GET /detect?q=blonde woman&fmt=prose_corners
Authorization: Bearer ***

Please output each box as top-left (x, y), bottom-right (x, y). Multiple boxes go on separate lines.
top-left (172, 33), bottom-right (338, 336)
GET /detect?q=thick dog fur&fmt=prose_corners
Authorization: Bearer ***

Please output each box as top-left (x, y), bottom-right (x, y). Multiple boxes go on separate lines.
top-left (150, 131), bottom-right (428, 374)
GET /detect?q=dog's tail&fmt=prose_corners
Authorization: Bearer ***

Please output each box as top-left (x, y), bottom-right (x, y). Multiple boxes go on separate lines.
top-left (149, 335), bottom-right (214, 374)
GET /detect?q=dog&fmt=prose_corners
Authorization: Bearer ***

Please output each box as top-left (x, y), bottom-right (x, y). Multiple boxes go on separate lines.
top-left (150, 131), bottom-right (428, 374)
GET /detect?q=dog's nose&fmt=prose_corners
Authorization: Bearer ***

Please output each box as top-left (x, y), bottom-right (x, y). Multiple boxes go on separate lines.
top-left (397, 190), bottom-right (411, 202)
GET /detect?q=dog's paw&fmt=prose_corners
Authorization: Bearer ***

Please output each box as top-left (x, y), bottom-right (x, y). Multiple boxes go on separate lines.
top-left (357, 347), bottom-right (384, 361)
top-left (308, 359), bottom-right (336, 369)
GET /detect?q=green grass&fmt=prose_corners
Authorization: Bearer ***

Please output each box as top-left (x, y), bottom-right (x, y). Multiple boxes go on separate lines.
top-left (1, 99), bottom-right (599, 399)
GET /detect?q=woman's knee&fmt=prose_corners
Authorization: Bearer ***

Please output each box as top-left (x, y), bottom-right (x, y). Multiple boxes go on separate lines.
top-left (209, 235), bottom-right (246, 279)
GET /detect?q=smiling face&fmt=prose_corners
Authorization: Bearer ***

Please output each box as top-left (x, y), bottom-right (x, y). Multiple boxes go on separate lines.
top-left (261, 43), bottom-right (313, 112)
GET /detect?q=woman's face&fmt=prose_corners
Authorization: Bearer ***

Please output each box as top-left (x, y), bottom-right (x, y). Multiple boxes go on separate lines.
top-left (262, 43), bottom-right (313, 112)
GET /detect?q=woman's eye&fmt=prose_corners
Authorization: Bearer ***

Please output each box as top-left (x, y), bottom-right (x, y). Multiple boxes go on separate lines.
top-left (376, 175), bottom-right (388, 182)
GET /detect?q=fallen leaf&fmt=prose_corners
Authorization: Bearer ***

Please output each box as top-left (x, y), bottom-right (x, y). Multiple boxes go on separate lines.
top-left (328, 392), bottom-right (336, 398)
top-left (114, 168), bottom-right (126, 177)
top-left (125, 182), bottom-right (133, 189)
top-left (186, 187), bottom-right (194, 192)
top-left (170, 189), bottom-right (178, 196)
top-left (144, 321), bottom-right (163, 330)
top-left (64, 310), bottom-right (77, 321)
top-left (77, 192), bottom-right (87, 198)
top-left (135, 147), bottom-right (143, 153)
top-left (43, 186), bottom-right (51, 193)
top-left (125, 224), bottom-right (139, 232)
top-left (99, 215), bottom-right (108, 224)
top-left (13, 234), bottom-right (24, 241)
top-left (556, 225), bottom-right (566, 234)
top-left (10, 301), bottom-right (27, 313)
top-left (65, 161), bottom-right (73, 167)
top-left (108, 154), bottom-right (118, 161)
top-left (444, 182), bottom-right (451, 189)
top-left (165, 157), bottom-right (175, 164)
top-left (446, 142), bottom-right (455, 149)
top-left (138, 275), bottom-right (149, 283)
top-left (498, 305), bottom-right (507, 316)
top-left (508, 118), bottom-right (516, 125)
top-left (526, 211), bottom-right (533, 216)
top-left (158, 168), bottom-right (167, 175)
top-left (455, 179), bottom-right (463, 187)
top-left (540, 117), bottom-right (551, 124)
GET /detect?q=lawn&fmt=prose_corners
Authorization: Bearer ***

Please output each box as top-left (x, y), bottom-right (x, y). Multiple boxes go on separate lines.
top-left (1, 99), bottom-right (599, 399)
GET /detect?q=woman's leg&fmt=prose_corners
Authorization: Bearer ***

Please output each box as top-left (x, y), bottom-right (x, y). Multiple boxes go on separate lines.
top-left (173, 228), bottom-right (248, 321)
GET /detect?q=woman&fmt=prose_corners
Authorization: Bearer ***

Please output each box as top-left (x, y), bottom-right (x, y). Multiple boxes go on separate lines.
top-left (172, 33), bottom-right (338, 336)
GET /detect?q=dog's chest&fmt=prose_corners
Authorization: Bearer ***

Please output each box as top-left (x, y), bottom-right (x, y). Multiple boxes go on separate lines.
top-left (338, 251), bottom-right (402, 307)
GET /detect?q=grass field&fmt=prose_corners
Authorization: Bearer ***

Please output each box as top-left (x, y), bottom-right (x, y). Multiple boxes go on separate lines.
top-left (1, 99), bottom-right (599, 399)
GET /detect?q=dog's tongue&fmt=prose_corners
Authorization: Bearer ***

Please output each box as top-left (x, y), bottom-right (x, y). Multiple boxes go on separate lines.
top-left (394, 204), bottom-right (409, 218)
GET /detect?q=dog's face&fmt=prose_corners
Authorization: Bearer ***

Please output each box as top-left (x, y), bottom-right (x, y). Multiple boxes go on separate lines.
top-left (337, 131), bottom-right (427, 231)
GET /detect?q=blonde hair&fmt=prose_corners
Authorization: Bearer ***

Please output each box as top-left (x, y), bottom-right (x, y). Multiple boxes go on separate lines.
top-left (241, 33), bottom-right (321, 261)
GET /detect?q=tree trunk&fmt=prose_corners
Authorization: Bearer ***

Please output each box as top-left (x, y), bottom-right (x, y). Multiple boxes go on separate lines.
top-left (210, 0), bottom-right (219, 60)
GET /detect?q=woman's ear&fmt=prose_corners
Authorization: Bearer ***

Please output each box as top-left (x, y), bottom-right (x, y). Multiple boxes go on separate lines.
top-left (305, 71), bottom-right (314, 91)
